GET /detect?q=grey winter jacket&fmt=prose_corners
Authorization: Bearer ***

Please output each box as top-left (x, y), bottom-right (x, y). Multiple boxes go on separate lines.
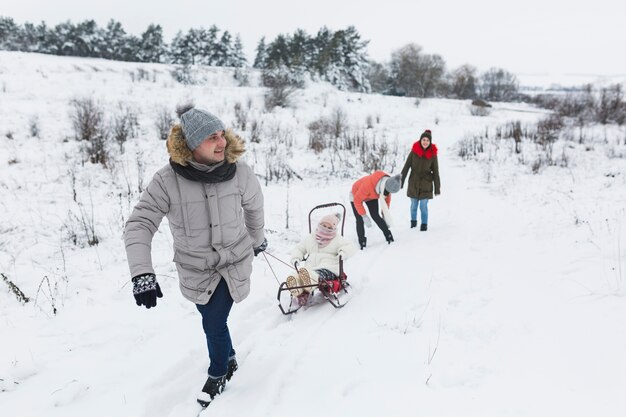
top-left (124, 127), bottom-right (265, 304)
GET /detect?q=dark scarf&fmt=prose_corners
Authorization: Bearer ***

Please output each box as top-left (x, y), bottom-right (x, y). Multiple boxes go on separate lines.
top-left (170, 159), bottom-right (237, 183)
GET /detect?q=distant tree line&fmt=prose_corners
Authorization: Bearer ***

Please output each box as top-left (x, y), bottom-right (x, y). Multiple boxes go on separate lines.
top-left (367, 43), bottom-right (519, 101)
top-left (1, 16), bottom-right (521, 100)
top-left (0, 16), bottom-right (246, 66)
top-left (533, 84), bottom-right (625, 126)
top-left (254, 35), bottom-right (519, 101)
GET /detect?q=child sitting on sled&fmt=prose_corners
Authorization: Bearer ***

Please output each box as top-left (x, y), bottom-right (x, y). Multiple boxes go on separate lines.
top-left (286, 213), bottom-right (357, 304)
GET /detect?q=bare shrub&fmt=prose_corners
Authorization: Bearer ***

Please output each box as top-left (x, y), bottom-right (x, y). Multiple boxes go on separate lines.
top-left (265, 123), bottom-right (294, 149)
top-left (62, 192), bottom-right (100, 248)
top-left (234, 68), bottom-right (250, 87)
top-left (134, 68), bottom-right (150, 82)
top-left (155, 106), bottom-right (174, 140)
top-left (70, 97), bottom-right (105, 141)
top-left (263, 143), bottom-right (301, 185)
top-left (330, 107), bottom-right (348, 139)
top-left (512, 122), bottom-right (524, 154)
top-left (34, 275), bottom-right (61, 316)
top-left (249, 119), bottom-right (262, 143)
top-left (28, 115), bottom-right (40, 138)
top-left (596, 84), bottom-right (625, 125)
top-left (536, 114), bottom-right (564, 144)
top-left (457, 134), bottom-right (485, 159)
top-left (307, 119), bottom-right (332, 153)
top-left (234, 102), bottom-right (248, 131)
top-left (450, 64), bottom-right (478, 99)
top-left (70, 97), bottom-right (110, 166)
top-left (262, 66), bottom-right (304, 110)
top-left (112, 103), bottom-right (140, 152)
top-left (85, 131), bottom-right (110, 166)
top-left (1, 272), bottom-right (29, 304)
top-left (531, 156), bottom-right (545, 174)
top-left (307, 108), bottom-right (349, 153)
top-left (136, 151), bottom-right (146, 194)
top-left (479, 68), bottom-right (519, 102)
top-left (359, 132), bottom-right (399, 173)
top-left (170, 64), bottom-right (201, 85)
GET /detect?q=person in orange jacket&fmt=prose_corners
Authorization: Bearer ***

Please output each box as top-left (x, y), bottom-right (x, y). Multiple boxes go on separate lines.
top-left (349, 170), bottom-right (402, 249)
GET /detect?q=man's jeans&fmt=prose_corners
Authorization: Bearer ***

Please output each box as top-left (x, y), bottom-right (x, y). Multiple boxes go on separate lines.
top-left (196, 278), bottom-right (236, 378)
top-left (410, 198), bottom-right (429, 224)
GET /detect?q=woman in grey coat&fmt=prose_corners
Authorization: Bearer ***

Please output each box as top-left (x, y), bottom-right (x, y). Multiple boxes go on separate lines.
top-left (123, 105), bottom-right (266, 407)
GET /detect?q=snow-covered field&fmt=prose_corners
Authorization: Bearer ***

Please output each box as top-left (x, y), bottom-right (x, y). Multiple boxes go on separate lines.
top-left (1, 51), bottom-right (625, 417)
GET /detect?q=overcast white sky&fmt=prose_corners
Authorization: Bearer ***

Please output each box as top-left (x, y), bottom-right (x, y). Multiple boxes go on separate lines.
top-left (3, 0), bottom-right (625, 76)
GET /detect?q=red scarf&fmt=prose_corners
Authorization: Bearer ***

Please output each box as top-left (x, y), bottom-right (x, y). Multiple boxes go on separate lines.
top-left (412, 143), bottom-right (438, 159)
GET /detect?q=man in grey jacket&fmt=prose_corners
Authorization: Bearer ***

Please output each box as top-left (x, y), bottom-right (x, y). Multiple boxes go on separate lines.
top-left (123, 104), bottom-right (266, 407)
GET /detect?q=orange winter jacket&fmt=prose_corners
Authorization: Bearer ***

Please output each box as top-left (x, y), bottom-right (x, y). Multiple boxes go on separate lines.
top-left (351, 170), bottom-right (391, 216)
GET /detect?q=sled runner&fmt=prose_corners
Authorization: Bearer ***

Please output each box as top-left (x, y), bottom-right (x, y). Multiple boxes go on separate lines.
top-left (275, 202), bottom-right (351, 315)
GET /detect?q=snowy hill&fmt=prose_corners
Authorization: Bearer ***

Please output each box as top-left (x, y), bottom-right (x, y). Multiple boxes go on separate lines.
top-left (1, 51), bottom-right (625, 417)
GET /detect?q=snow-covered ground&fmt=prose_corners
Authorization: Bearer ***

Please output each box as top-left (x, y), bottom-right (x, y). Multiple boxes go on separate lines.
top-left (1, 51), bottom-right (625, 417)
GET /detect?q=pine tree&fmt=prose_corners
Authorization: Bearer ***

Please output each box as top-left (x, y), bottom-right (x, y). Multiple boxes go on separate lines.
top-left (0, 16), bottom-right (20, 50)
top-left (253, 37), bottom-right (268, 68)
top-left (20, 22), bottom-right (39, 52)
top-left (265, 34), bottom-right (290, 69)
top-left (332, 26), bottom-right (371, 92)
top-left (139, 24), bottom-right (166, 63)
top-left (102, 20), bottom-right (128, 60)
top-left (214, 30), bottom-right (233, 66)
top-left (193, 27), bottom-right (211, 65)
top-left (120, 34), bottom-right (141, 61)
top-left (169, 30), bottom-right (192, 65)
top-left (74, 20), bottom-right (101, 57)
top-left (230, 34), bottom-right (247, 67)
top-left (51, 21), bottom-right (79, 56)
top-left (289, 29), bottom-right (309, 69)
top-left (203, 25), bottom-right (220, 65)
top-left (312, 27), bottom-right (333, 76)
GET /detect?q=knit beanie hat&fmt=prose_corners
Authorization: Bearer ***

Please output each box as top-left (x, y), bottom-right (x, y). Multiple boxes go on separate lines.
top-left (420, 129), bottom-right (432, 141)
top-left (315, 213), bottom-right (340, 248)
top-left (384, 174), bottom-right (402, 194)
top-left (319, 213), bottom-right (340, 229)
top-left (176, 103), bottom-right (225, 151)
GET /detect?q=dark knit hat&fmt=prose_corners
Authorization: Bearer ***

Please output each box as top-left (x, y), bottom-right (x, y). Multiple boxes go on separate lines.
top-left (176, 103), bottom-right (225, 151)
top-left (420, 129), bottom-right (432, 141)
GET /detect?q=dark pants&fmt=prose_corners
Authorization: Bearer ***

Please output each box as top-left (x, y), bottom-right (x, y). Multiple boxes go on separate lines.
top-left (351, 200), bottom-right (391, 243)
top-left (195, 278), bottom-right (235, 378)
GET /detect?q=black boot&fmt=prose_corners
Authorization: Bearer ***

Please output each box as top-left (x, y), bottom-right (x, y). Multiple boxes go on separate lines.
top-left (385, 230), bottom-right (394, 244)
top-left (411, 220), bottom-right (417, 228)
top-left (359, 237), bottom-right (367, 250)
top-left (226, 357), bottom-right (238, 381)
top-left (420, 223), bottom-right (427, 231)
top-left (197, 375), bottom-right (226, 407)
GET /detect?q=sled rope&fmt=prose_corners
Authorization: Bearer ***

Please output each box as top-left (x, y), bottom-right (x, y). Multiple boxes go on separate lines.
top-left (261, 251), bottom-right (297, 285)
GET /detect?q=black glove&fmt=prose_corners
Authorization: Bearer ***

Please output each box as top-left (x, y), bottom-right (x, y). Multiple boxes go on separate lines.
top-left (253, 238), bottom-right (268, 256)
top-left (132, 273), bottom-right (163, 309)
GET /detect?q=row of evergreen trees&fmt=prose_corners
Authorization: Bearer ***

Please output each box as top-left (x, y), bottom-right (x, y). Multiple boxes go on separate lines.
top-left (0, 17), bottom-right (246, 66)
top-left (1, 16), bottom-right (520, 100)
top-left (253, 27), bottom-right (371, 93)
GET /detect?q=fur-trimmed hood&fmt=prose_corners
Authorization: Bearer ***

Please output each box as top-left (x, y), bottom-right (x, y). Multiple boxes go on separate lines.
top-left (166, 125), bottom-right (246, 166)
